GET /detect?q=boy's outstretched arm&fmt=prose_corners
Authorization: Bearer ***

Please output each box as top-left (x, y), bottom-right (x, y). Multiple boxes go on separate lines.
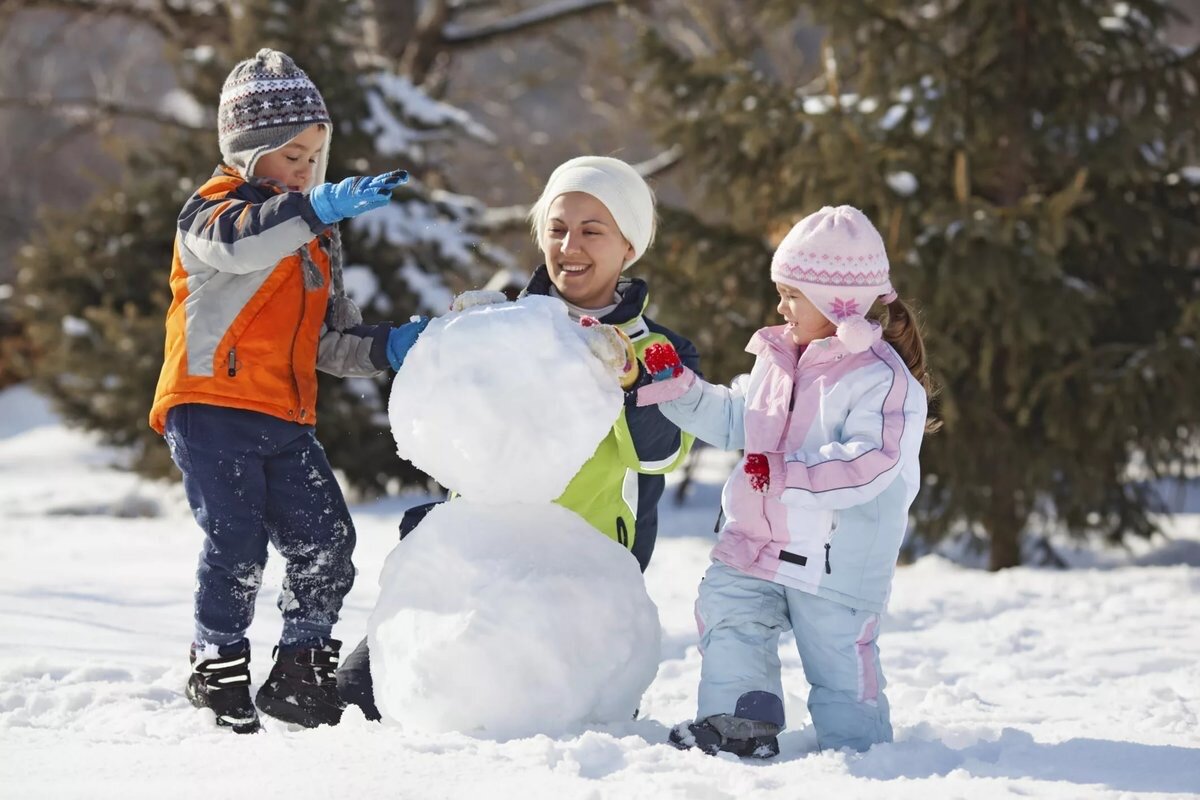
top-left (178, 170), bottom-right (407, 274)
top-left (317, 316), bottom-right (429, 378)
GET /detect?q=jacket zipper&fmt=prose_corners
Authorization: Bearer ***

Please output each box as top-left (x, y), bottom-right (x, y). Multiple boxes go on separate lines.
top-left (616, 517), bottom-right (629, 548)
top-left (227, 347), bottom-right (237, 377)
top-left (288, 251), bottom-right (308, 420)
top-left (825, 512), bottom-right (838, 574)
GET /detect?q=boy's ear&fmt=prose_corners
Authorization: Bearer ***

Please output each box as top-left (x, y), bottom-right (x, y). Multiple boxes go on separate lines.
top-left (624, 240), bottom-right (636, 261)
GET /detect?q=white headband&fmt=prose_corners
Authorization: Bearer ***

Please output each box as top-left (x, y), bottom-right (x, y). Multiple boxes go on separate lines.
top-left (538, 156), bottom-right (656, 270)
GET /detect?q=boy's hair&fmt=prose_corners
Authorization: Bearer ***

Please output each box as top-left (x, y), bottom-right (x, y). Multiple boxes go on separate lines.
top-left (528, 156), bottom-right (657, 271)
top-left (218, 48), bottom-right (331, 185)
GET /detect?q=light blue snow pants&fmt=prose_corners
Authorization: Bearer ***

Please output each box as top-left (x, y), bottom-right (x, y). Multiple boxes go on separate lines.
top-left (695, 561), bottom-right (892, 752)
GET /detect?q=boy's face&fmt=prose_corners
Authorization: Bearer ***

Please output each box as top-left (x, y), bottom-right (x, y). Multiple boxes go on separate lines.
top-left (776, 282), bottom-right (836, 346)
top-left (252, 124), bottom-right (327, 192)
top-left (540, 192), bottom-right (635, 310)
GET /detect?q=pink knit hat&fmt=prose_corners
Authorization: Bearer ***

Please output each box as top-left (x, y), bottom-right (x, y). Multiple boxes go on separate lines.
top-left (770, 205), bottom-right (897, 353)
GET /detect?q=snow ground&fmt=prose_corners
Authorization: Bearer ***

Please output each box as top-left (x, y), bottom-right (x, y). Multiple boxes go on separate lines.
top-left (1, 384), bottom-right (1198, 799)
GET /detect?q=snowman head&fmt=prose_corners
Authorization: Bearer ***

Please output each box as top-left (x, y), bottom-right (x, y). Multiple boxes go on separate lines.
top-left (388, 296), bottom-right (625, 504)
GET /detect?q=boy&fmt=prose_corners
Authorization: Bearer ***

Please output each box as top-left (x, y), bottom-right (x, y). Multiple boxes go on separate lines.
top-left (150, 49), bottom-right (426, 733)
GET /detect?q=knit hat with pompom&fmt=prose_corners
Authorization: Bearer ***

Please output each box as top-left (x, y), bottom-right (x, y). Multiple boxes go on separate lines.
top-left (770, 205), bottom-right (897, 353)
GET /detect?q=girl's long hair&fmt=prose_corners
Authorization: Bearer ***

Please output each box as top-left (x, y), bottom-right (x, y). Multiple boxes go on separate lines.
top-left (879, 297), bottom-right (942, 433)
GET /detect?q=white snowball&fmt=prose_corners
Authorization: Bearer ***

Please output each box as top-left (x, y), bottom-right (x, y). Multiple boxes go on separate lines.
top-left (367, 501), bottom-right (662, 739)
top-left (388, 295), bottom-right (623, 503)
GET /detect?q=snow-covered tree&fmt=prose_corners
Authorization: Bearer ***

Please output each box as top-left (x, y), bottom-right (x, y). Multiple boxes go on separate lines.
top-left (636, 0), bottom-right (1200, 568)
top-left (14, 0), bottom-right (506, 493)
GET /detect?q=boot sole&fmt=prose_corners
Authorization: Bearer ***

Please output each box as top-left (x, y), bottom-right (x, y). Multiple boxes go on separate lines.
top-left (186, 680), bottom-right (261, 734)
top-left (255, 691), bottom-right (344, 729)
top-left (668, 726), bottom-right (778, 759)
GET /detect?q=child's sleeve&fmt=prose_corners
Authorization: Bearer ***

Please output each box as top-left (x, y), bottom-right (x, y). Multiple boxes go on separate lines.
top-left (177, 182), bottom-right (330, 274)
top-left (316, 322), bottom-right (392, 378)
top-left (774, 363), bottom-right (926, 511)
top-left (612, 335), bottom-right (701, 475)
top-left (654, 373), bottom-right (749, 452)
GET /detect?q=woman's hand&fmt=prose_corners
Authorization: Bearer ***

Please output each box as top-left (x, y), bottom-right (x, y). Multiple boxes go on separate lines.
top-left (579, 317), bottom-right (639, 389)
top-left (449, 289), bottom-right (508, 313)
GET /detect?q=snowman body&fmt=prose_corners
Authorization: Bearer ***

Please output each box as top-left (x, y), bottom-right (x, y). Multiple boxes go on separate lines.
top-left (369, 296), bottom-right (662, 738)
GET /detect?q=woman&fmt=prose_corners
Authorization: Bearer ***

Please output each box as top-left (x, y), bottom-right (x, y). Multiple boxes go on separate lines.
top-left (337, 156), bottom-right (701, 721)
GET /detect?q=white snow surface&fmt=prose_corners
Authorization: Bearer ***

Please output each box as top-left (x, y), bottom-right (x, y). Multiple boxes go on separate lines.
top-left (2, 385), bottom-right (1200, 799)
top-left (369, 501), bottom-right (660, 739)
top-left (387, 295), bottom-right (622, 503)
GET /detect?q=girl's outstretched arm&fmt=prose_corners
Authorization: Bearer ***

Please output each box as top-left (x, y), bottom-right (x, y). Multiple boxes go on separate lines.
top-left (637, 343), bottom-right (747, 452)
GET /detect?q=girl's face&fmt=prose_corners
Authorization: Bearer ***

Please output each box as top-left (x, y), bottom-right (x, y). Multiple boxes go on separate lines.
top-left (776, 282), bottom-right (836, 346)
top-left (540, 192), bottom-right (635, 309)
top-left (252, 124), bottom-right (326, 192)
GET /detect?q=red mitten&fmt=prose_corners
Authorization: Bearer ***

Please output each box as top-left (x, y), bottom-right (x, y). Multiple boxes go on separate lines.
top-left (644, 342), bottom-right (684, 381)
top-left (744, 453), bottom-right (771, 493)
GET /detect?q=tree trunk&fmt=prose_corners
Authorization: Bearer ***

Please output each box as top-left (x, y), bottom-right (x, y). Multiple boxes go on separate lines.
top-left (986, 493), bottom-right (1023, 571)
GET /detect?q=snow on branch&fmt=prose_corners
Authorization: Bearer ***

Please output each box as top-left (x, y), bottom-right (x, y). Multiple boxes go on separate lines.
top-left (0, 93), bottom-right (209, 131)
top-left (364, 72), bottom-right (495, 158)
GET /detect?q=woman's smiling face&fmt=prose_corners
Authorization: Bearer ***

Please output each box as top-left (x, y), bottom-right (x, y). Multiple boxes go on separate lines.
top-left (540, 192), bottom-right (634, 309)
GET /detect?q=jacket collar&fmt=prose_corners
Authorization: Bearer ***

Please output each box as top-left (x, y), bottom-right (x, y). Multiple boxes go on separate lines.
top-left (213, 165), bottom-right (287, 196)
top-left (521, 264), bottom-right (650, 326)
top-left (748, 323), bottom-right (882, 372)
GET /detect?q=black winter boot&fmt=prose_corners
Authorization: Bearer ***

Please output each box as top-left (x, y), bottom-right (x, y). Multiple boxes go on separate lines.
top-left (255, 639), bottom-right (346, 728)
top-left (186, 639), bottom-right (261, 734)
top-left (668, 715), bottom-right (780, 759)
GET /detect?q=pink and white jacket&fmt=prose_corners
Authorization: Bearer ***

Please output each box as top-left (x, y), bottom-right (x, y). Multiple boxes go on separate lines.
top-left (642, 323), bottom-right (927, 613)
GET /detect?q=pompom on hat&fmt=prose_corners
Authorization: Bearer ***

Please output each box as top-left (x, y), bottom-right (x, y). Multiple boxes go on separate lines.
top-left (218, 48), bottom-right (332, 186)
top-left (770, 205), bottom-right (897, 353)
top-left (530, 156), bottom-right (656, 270)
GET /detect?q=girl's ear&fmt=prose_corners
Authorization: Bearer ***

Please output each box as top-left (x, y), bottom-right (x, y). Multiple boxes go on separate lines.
top-left (624, 240), bottom-right (636, 262)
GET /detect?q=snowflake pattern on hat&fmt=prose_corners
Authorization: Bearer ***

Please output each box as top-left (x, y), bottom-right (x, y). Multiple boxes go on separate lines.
top-left (829, 298), bottom-right (860, 321)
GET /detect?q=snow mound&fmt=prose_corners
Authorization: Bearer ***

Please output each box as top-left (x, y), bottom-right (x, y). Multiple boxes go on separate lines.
top-left (387, 295), bottom-right (623, 503)
top-left (367, 501), bottom-right (662, 739)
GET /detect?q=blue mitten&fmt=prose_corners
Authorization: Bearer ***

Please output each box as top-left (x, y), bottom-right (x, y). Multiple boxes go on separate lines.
top-left (309, 169), bottom-right (409, 224)
top-left (387, 317), bottom-right (430, 371)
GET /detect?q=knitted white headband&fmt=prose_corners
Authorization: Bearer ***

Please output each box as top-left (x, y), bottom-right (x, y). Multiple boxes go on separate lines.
top-left (532, 156), bottom-right (656, 270)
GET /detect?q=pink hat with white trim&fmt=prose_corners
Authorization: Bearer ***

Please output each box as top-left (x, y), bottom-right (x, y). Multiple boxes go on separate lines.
top-left (770, 205), bottom-right (897, 353)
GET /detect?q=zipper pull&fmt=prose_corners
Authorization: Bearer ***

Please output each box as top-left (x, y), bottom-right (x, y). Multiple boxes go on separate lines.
top-left (713, 507), bottom-right (725, 533)
top-left (824, 543), bottom-right (832, 574)
top-left (227, 348), bottom-right (237, 377)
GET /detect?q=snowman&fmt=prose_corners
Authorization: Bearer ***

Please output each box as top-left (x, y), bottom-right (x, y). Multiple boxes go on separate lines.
top-left (366, 292), bottom-right (662, 739)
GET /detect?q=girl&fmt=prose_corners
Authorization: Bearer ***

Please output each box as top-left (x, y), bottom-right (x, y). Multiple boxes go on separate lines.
top-left (638, 205), bottom-right (933, 757)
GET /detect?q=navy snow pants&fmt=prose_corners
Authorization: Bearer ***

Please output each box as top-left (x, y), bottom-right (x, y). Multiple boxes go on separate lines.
top-left (165, 404), bottom-right (357, 647)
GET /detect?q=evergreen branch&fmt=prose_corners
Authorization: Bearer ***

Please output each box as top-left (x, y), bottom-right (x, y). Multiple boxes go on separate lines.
top-left (0, 94), bottom-right (208, 131)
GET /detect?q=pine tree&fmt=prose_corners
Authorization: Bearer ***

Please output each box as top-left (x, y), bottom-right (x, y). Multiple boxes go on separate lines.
top-left (637, 1), bottom-right (1200, 568)
top-left (14, 0), bottom-right (503, 494)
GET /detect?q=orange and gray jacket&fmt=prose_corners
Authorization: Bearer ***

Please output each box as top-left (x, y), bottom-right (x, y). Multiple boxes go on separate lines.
top-left (149, 167), bottom-right (391, 434)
